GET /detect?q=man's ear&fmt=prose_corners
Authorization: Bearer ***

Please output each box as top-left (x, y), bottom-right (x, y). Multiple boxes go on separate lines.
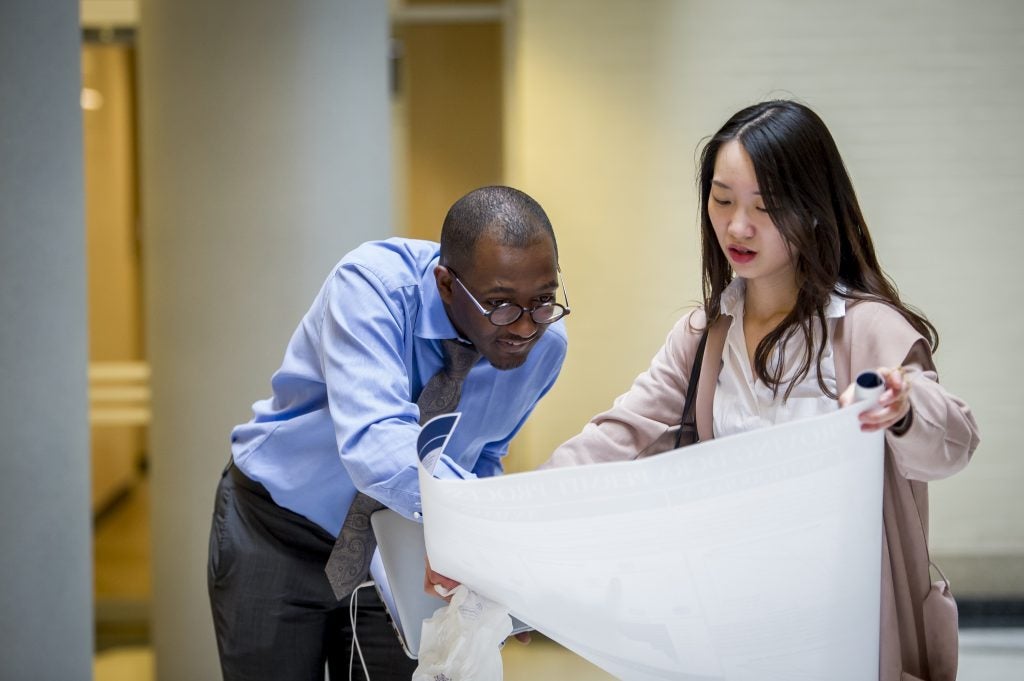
top-left (434, 265), bottom-right (455, 304)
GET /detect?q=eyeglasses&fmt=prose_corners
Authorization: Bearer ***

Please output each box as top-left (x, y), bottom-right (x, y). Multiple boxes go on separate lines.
top-left (447, 267), bottom-right (571, 327)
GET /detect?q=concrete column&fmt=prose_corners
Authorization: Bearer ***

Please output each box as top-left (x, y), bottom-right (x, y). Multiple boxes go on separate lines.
top-left (138, 0), bottom-right (391, 677)
top-left (0, 1), bottom-right (92, 678)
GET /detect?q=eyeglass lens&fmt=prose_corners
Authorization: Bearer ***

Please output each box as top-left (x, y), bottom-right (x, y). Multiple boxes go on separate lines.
top-left (489, 304), bottom-right (564, 326)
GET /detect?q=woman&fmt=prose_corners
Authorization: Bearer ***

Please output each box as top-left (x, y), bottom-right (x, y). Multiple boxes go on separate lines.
top-left (544, 100), bottom-right (980, 681)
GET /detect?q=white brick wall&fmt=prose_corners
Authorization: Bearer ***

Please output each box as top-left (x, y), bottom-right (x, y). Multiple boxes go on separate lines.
top-left (510, 0), bottom-right (1024, 593)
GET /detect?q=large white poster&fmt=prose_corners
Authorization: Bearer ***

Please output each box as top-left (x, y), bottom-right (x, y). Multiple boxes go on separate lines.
top-left (420, 404), bottom-right (885, 681)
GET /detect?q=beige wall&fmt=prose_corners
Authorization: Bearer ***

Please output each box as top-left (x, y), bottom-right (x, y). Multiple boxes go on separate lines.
top-left (507, 0), bottom-right (1024, 594)
top-left (505, 0), bottom-right (701, 470)
top-left (394, 19), bottom-right (505, 240)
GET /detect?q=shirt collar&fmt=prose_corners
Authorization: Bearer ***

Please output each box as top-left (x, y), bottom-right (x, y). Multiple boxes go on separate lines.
top-left (719, 278), bottom-right (847, 320)
top-left (825, 284), bottom-right (848, 319)
top-left (415, 257), bottom-right (461, 341)
top-left (720, 278), bottom-right (746, 318)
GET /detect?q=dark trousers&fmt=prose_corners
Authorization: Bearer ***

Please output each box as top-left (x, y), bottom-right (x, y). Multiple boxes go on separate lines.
top-left (208, 462), bottom-right (418, 681)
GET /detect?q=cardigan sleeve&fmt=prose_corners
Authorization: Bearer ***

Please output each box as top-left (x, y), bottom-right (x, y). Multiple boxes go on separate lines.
top-left (846, 302), bottom-right (980, 481)
top-left (541, 308), bottom-right (707, 469)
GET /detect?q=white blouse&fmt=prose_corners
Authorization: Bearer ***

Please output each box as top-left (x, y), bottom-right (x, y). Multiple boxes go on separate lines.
top-left (713, 279), bottom-right (847, 439)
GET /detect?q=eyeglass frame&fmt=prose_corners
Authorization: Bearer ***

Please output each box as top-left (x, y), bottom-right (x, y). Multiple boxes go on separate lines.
top-left (445, 267), bottom-right (571, 327)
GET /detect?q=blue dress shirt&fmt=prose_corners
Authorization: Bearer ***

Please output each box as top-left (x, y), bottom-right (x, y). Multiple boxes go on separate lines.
top-left (231, 238), bottom-right (568, 536)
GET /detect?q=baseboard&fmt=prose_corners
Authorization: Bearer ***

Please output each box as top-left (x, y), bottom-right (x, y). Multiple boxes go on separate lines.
top-left (958, 598), bottom-right (1024, 628)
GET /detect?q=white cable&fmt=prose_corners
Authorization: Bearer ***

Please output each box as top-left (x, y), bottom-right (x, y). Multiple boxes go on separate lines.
top-left (349, 580), bottom-right (375, 681)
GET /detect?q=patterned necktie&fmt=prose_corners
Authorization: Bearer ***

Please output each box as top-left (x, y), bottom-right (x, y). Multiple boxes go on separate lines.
top-left (325, 339), bottom-right (480, 599)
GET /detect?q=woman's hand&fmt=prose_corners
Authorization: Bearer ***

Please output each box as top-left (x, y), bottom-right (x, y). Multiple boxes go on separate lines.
top-left (423, 555), bottom-right (461, 600)
top-left (839, 366), bottom-right (912, 433)
top-left (511, 630), bottom-right (532, 644)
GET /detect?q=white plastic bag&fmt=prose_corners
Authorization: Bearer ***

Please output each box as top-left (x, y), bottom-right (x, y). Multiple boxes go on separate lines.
top-left (412, 585), bottom-right (513, 681)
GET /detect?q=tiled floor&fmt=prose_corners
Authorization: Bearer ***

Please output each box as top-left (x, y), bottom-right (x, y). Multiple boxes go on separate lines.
top-left (94, 479), bottom-right (1024, 680)
top-left (93, 630), bottom-right (1024, 680)
top-left (957, 628), bottom-right (1024, 678)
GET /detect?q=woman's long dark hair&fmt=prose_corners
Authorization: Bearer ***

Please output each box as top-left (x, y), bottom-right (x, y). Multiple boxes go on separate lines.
top-left (698, 100), bottom-right (938, 399)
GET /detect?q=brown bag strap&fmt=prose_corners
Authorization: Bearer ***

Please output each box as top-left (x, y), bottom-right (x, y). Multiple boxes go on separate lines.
top-left (674, 328), bottom-right (709, 449)
top-left (911, 490), bottom-right (950, 588)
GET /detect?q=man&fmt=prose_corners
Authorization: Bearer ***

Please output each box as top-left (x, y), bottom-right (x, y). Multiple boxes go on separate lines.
top-left (208, 186), bottom-right (569, 680)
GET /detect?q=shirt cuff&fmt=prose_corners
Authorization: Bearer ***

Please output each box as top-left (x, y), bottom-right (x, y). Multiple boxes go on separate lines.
top-left (431, 454), bottom-right (477, 481)
top-left (888, 407), bottom-right (914, 436)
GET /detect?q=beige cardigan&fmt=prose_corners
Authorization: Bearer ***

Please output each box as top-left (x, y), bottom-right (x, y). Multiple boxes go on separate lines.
top-left (544, 300), bottom-right (980, 681)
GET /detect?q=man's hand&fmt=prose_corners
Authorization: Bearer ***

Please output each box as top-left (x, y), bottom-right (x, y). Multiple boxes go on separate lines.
top-left (422, 556), bottom-right (532, 644)
top-left (423, 555), bottom-right (460, 600)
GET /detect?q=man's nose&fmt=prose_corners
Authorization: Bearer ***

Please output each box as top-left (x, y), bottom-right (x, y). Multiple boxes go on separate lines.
top-left (509, 310), bottom-right (539, 337)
